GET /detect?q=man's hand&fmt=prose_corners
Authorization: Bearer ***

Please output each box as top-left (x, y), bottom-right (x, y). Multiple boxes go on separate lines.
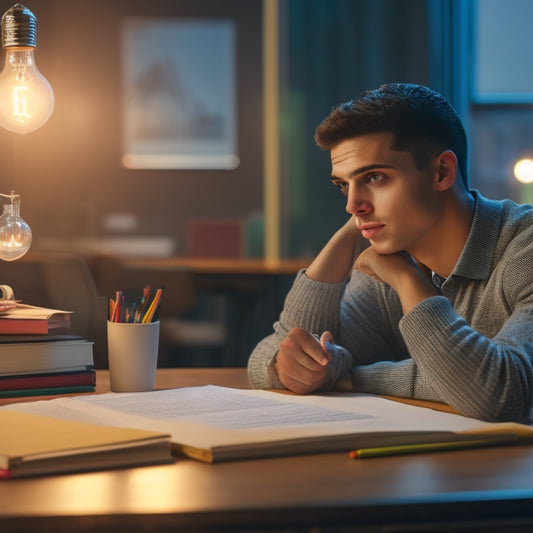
top-left (354, 248), bottom-right (438, 314)
top-left (275, 328), bottom-right (332, 394)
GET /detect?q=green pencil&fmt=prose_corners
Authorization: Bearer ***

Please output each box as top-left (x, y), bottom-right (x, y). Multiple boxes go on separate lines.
top-left (349, 435), bottom-right (517, 459)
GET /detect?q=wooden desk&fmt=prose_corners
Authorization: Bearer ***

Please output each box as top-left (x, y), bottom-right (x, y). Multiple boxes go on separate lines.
top-left (126, 257), bottom-right (311, 276)
top-left (2, 369), bottom-right (533, 533)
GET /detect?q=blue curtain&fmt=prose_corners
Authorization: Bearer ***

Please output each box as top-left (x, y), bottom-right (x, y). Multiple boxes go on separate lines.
top-left (426, 0), bottom-right (471, 128)
top-left (280, 0), bottom-right (431, 257)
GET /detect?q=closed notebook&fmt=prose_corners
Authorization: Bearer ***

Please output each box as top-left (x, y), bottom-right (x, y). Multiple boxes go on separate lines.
top-left (0, 410), bottom-right (173, 479)
top-left (0, 370), bottom-right (96, 391)
top-left (0, 385), bottom-right (96, 398)
top-left (0, 335), bottom-right (94, 376)
top-left (0, 317), bottom-right (71, 335)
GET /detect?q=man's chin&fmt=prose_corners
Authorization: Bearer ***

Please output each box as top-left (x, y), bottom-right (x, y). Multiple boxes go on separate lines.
top-left (369, 241), bottom-right (404, 256)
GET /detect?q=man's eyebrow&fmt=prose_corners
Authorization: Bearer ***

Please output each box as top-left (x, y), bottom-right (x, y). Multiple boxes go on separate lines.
top-left (330, 163), bottom-right (395, 181)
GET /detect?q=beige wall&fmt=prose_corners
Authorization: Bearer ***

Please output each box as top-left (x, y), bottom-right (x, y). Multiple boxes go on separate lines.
top-left (0, 0), bottom-right (263, 256)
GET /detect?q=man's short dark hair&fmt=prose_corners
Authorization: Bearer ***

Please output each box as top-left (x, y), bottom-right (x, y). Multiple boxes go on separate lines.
top-left (314, 83), bottom-right (469, 187)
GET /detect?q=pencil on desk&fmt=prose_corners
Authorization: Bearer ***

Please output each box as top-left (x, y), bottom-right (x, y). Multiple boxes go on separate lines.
top-left (349, 435), bottom-right (517, 459)
top-left (109, 286), bottom-right (162, 323)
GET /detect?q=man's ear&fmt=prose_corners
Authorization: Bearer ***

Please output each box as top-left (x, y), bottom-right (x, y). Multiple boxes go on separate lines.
top-left (434, 150), bottom-right (457, 191)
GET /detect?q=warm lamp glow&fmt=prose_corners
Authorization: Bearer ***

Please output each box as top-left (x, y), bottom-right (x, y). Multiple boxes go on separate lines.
top-left (0, 47), bottom-right (54, 133)
top-left (513, 158), bottom-right (533, 184)
top-left (0, 4), bottom-right (54, 134)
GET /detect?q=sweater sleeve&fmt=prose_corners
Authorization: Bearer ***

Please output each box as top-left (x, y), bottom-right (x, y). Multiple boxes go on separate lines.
top-left (247, 270), bottom-right (350, 389)
top-left (247, 269), bottom-right (407, 390)
top-left (351, 294), bottom-right (533, 423)
top-left (400, 295), bottom-right (533, 422)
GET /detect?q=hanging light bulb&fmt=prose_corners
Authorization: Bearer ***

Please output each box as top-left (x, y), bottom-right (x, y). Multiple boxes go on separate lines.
top-left (0, 3), bottom-right (54, 134)
top-left (0, 191), bottom-right (32, 261)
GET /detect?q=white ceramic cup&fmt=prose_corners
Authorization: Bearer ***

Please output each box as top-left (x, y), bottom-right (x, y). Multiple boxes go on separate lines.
top-left (107, 320), bottom-right (160, 392)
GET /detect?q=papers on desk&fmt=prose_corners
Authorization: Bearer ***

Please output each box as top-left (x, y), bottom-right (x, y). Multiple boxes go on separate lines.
top-left (3, 386), bottom-right (533, 463)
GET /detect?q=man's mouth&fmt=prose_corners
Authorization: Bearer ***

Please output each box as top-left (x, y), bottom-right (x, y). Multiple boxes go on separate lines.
top-left (359, 223), bottom-right (385, 240)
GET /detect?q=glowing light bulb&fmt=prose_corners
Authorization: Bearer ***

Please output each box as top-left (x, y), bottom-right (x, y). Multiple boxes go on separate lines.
top-left (514, 158), bottom-right (533, 184)
top-left (0, 4), bottom-right (53, 134)
top-left (0, 192), bottom-right (32, 261)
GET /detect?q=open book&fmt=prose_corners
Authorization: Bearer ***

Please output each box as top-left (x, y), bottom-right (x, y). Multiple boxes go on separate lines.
top-left (0, 410), bottom-right (172, 478)
top-left (0, 304), bottom-right (72, 335)
top-left (3, 386), bottom-right (533, 463)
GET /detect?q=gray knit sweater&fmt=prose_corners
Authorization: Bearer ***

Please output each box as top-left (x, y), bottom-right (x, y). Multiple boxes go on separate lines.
top-left (247, 192), bottom-right (533, 423)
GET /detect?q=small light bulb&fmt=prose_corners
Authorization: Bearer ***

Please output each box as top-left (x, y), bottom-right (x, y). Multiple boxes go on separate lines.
top-left (0, 192), bottom-right (32, 261)
top-left (0, 4), bottom-right (54, 134)
top-left (514, 159), bottom-right (533, 184)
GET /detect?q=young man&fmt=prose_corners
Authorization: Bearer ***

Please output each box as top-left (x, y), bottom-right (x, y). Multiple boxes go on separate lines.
top-left (247, 83), bottom-right (533, 423)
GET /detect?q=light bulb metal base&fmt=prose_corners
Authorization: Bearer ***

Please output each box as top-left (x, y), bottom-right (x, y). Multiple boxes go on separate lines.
top-left (1, 4), bottom-right (37, 49)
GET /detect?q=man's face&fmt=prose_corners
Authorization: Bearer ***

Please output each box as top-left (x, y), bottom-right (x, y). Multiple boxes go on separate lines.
top-left (330, 132), bottom-right (443, 257)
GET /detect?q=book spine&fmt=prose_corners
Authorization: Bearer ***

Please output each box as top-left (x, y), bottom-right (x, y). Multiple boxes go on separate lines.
top-left (0, 341), bottom-right (94, 374)
top-left (0, 371), bottom-right (96, 391)
top-left (0, 385), bottom-right (96, 398)
top-left (0, 319), bottom-right (48, 335)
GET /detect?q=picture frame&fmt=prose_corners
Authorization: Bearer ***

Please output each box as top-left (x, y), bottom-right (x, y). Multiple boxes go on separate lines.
top-left (120, 17), bottom-right (238, 169)
top-left (472, 0), bottom-right (533, 104)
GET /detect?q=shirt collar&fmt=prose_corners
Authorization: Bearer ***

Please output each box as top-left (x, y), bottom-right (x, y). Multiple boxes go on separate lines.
top-left (450, 190), bottom-right (503, 281)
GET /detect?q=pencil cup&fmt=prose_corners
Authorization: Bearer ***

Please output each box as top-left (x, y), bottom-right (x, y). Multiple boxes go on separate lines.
top-left (107, 320), bottom-right (160, 392)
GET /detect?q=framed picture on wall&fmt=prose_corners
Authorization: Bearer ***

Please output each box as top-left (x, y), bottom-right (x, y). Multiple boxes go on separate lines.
top-left (472, 0), bottom-right (533, 103)
top-left (120, 17), bottom-right (239, 169)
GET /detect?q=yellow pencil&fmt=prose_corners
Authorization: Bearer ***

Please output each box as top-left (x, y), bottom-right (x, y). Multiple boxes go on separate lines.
top-left (142, 288), bottom-right (162, 323)
top-left (349, 435), bottom-right (517, 459)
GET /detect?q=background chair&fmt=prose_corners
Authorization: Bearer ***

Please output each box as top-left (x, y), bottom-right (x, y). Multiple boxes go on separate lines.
top-left (40, 251), bottom-right (108, 366)
top-left (0, 251), bottom-right (108, 368)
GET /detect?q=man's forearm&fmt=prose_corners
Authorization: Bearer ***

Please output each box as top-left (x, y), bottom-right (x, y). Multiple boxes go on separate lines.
top-left (307, 218), bottom-right (363, 283)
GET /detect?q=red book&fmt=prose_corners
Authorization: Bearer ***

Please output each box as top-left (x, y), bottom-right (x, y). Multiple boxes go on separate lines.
top-left (0, 370), bottom-right (96, 391)
top-left (0, 317), bottom-right (71, 335)
top-left (0, 304), bottom-right (72, 335)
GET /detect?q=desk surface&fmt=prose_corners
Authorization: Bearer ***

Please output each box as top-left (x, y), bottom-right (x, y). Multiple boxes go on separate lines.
top-left (1, 368), bottom-right (533, 533)
top-left (125, 256), bottom-right (311, 276)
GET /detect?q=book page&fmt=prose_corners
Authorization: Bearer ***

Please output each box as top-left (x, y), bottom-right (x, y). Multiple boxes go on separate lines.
top-left (1, 304), bottom-right (72, 319)
top-left (73, 386), bottom-right (373, 429)
top-left (1, 385), bottom-right (505, 454)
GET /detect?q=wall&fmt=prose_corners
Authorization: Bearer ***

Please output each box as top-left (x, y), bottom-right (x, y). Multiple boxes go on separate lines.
top-left (0, 0), bottom-right (263, 257)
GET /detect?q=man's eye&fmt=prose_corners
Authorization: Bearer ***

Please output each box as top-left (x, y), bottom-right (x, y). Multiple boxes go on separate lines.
top-left (367, 173), bottom-right (384, 184)
top-left (333, 182), bottom-right (349, 195)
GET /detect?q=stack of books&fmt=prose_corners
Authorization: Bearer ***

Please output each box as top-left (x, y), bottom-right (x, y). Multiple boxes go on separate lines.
top-left (0, 302), bottom-right (95, 398)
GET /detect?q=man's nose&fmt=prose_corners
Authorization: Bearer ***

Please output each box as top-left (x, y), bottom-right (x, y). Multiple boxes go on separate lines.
top-left (345, 185), bottom-right (371, 216)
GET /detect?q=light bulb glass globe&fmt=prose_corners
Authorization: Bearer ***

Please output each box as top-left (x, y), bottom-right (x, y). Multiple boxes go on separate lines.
top-left (0, 47), bottom-right (54, 134)
top-left (0, 200), bottom-right (32, 261)
top-left (514, 158), bottom-right (533, 184)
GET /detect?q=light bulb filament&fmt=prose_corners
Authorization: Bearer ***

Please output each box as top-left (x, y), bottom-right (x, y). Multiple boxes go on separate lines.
top-left (13, 85), bottom-right (30, 120)
top-left (5, 234), bottom-right (23, 248)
